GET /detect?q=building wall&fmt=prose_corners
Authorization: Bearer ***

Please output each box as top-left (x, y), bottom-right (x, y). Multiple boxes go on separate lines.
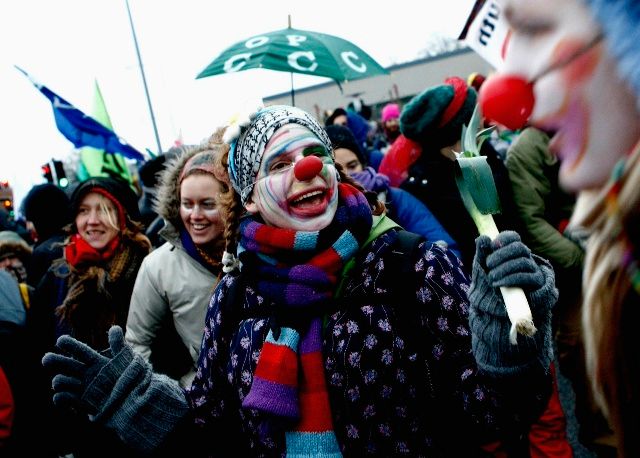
top-left (263, 48), bottom-right (493, 122)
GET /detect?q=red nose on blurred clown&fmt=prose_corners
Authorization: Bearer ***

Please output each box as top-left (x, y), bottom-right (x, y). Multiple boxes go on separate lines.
top-left (478, 75), bottom-right (534, 130)
top-left (476, 6), bottom-right (635, 193)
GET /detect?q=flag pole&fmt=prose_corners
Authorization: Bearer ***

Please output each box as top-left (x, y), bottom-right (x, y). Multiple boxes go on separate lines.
top-left (125, 0), bottom-right (163, 155)
top-left (288, 14), bottom-right (295, 106)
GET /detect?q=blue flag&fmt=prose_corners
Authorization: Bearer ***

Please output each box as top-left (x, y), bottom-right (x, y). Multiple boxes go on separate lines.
top-left (16, 66), bottom-right (145, 162)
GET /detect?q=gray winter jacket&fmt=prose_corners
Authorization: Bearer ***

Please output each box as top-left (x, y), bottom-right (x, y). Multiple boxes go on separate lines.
top-left (126, 147), bottom-right (220, 387)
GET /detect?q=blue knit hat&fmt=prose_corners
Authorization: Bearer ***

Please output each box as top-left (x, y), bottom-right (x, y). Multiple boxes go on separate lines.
top-left (584, 0), bottom-right (640, 109)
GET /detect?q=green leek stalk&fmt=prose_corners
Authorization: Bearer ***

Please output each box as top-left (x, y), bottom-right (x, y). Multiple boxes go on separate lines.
top-left (455, 105), bottom-right (535, 344)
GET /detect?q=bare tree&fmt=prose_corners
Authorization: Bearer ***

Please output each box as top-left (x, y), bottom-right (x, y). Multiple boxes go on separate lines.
top-left (418, 33), bottom-right (467, 58)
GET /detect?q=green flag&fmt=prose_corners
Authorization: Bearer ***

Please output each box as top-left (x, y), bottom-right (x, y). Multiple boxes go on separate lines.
top-left (79, 81), bottom-right (133, 184)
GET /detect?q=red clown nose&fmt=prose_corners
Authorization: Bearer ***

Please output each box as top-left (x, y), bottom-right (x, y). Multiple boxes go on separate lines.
top-left (294, 155), bottom-right (324, 181)
top-left (478, 74), bottom-right (535, 130)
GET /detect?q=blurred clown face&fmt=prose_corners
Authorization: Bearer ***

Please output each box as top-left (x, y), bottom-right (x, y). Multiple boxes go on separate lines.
top-left (501, 0), bottom-right (640, 191)
top-left (245, 124), bottom-right (338, 231)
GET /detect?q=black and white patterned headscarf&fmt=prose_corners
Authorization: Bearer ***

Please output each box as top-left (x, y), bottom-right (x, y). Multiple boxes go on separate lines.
top-left (227, 105), bottom-right (333, 205)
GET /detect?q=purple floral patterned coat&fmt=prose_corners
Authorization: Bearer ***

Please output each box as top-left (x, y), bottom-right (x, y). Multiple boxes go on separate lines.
top-left (185, 230), bottom-right (547, 457)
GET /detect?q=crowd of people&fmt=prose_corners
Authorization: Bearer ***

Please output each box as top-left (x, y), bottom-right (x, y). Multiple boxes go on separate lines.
top-left (0, 0), bottom-right (638, 456)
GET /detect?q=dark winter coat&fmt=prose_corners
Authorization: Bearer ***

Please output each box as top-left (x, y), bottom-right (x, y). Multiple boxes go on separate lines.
top-left (185, 228), bottom-right (549, 456)
top-left (401, 142), bottom-right (517, 272)
top-left (27, 233), bottom-right (66, 288)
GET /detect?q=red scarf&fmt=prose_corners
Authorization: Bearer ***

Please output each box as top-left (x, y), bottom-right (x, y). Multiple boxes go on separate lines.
top-left (64, 233), bottom-right (121, 267)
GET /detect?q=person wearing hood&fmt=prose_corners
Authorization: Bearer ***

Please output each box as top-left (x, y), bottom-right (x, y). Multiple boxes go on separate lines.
top-left (20, 183), bottom-right (72, 287)
top-left (326, 107), bottom-right (384, 171)
top-left (0, 231), bottom-right (32, 287)
top-left (32, 176), bottom-right (151, 350)
top-left (125, 134), bottom-right (227, 387)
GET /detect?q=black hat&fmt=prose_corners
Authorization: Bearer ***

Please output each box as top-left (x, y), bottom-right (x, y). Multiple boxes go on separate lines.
top-left (137, 154), bottom-right (167, 188)
top-left (324, 108), bottom-right (348, 126)
top-left (21, 183), bottom-right (71, 241)
top-left (325, 124), bottom-right (367, 167)
top-left (70, 177), bottom-right (141, 224)
top-left (137, 147), bottom-right (181, 188)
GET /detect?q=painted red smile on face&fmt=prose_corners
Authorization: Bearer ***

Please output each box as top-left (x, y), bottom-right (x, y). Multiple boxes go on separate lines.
top-left (286, 185), bottom-right (333, 217)
top-left (246, 124), bottom-right (339, 231)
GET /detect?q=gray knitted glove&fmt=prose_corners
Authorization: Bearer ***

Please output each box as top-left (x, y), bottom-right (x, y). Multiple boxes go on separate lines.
top-left (468, 231), bottom-right (557, 378)
top-left (42, 326), bottom-right (126, 414)
top-left (477, 231), bottom-right (545, 290)
top-left (43, 326), bottom-right (189, 453)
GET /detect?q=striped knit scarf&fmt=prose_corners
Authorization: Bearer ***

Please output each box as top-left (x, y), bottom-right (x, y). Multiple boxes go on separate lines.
top-left (240, 183), bottom-right (372, 457)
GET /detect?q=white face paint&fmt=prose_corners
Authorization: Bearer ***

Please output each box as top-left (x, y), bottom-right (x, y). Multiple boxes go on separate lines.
top-left (245, 124), bottom-right (339, 231)
top-left (501, 0), bottom-right (640, 191)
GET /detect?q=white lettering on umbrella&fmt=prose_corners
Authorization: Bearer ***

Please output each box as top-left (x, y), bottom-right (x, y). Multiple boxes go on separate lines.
top-left (286, 35), bottom-right (307, 47)
top-left (224, 53), bottom-right (252, 72)
top-left (288, 51), bottom-right (318, 72)
top-left (245, 36), bottom-right (269, 48)
top-left (341, 51), bottom-right (367, 73)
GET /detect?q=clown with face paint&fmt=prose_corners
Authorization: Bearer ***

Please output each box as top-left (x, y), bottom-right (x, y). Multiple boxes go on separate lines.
top-left (41, 105), bottom-right (559, 456)
top-left (478, 1), bottom-right (640, 455)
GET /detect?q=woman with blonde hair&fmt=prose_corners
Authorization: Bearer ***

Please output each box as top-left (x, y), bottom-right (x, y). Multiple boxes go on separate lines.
top-left (32, 176), bottom-right (151, 457)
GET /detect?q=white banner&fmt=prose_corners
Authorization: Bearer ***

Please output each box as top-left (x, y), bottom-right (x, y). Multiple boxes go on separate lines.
top-left (462, 0), bottom-right (511, 70)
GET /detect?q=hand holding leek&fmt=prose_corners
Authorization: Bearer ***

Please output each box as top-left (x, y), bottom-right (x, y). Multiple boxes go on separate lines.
top-left (455, 106), bottom-right (535, 344)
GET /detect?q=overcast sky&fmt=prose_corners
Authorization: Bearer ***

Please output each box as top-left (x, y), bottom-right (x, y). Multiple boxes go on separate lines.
top-left (1, 0), bottom-right (476, 206)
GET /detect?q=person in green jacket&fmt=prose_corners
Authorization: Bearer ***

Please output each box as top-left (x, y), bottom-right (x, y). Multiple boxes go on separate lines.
top-left (506, 127), bottom-right (611, 454)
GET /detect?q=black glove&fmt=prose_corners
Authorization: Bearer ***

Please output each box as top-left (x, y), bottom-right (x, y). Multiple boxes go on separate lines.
top-left (474, 231), bottom-right (545, 291)
top-left (42, 326), bottom-right (127, 414)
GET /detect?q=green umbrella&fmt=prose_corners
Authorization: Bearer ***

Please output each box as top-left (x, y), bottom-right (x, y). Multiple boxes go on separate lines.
top-left (196, 25), bottom-right (389, 105)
